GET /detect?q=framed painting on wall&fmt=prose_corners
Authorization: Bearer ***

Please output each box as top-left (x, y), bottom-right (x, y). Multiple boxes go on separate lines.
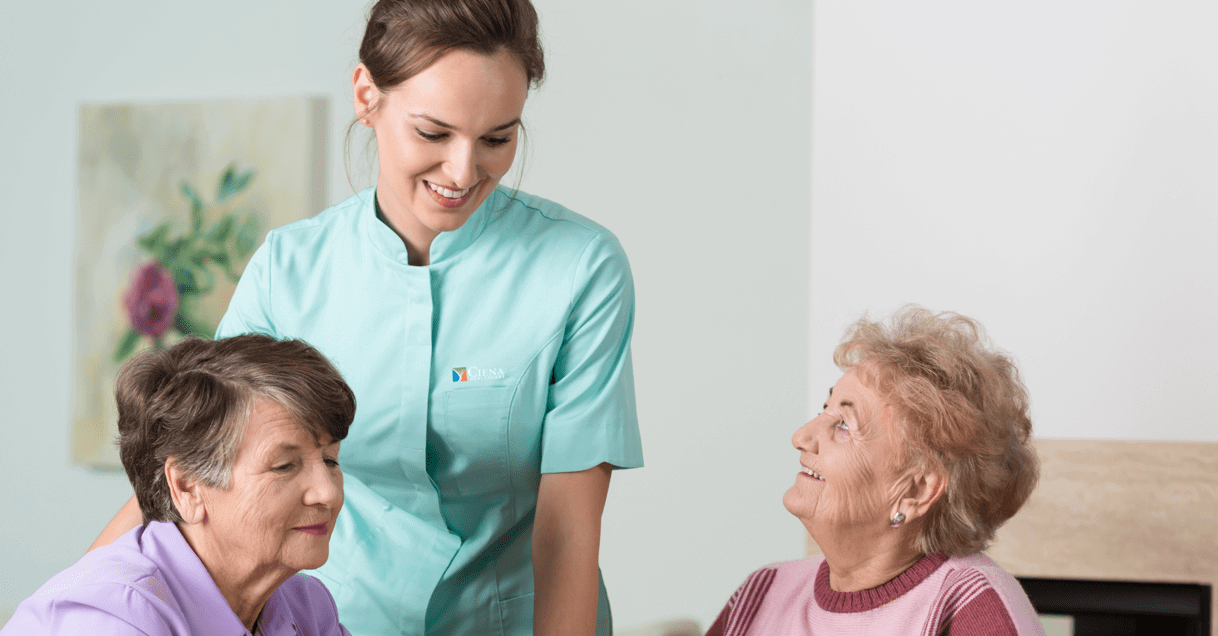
top-left (73, 96), bottom-right (328, 468)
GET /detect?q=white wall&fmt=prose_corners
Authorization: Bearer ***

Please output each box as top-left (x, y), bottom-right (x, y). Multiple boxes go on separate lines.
top-left (0, 0), bottom-right (812, 630)
top-left (810, 1), bottom-right (1218, 442)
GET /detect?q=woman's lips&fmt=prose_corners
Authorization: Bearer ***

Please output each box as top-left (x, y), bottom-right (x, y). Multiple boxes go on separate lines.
top-left (425, 181), bottom-right (475, 209)
top-left (294, 523), bottom-right (328, 536)
top-left (799, 466), bottom-right (825, 481)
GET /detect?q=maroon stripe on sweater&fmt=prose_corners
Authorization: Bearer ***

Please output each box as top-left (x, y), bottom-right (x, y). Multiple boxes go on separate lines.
top-left (945, 569), bottom-right (990, 610)
top-left (707, 567), bottom-right (778, 636)
top-left (928, 567), bottom-right (1020, 636)
top-left (705, 607), bottom-right (730, 636)
top-left (946, 588), bottom-right (1020, 636)
top-left (924, 566), bottom-right (989, 634)
top-left (723, 567), bottom-right (777, 636)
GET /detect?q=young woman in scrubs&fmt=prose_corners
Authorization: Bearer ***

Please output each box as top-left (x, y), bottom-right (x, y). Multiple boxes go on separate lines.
top-left (91, 1), bottom-right (642, 634)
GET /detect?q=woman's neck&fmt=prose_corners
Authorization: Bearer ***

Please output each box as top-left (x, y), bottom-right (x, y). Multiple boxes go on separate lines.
top-left (825, 547), bottom-right (925, 593)
top-left (177, 523), bottom-right (295, 631)
top-left (811, 523), bottom-right (925, 592)
top-left (375, 183), bottom-right (436, 266)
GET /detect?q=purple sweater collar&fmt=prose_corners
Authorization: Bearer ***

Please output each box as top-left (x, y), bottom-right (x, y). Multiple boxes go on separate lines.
top-left (814, 552), bottom-right (948, 613)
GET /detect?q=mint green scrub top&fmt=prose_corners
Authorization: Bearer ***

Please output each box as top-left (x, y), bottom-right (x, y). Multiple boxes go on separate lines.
top-left (216, 187), bottom-right (643, 636)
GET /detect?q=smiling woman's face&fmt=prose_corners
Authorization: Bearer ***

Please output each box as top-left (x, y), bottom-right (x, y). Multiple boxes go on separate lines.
top-left (783, 368), bottom-right (909, 538)
top-left (197, 399), bottom-right (343, 573)
top-left (357, 47), bottom-right (529, 258)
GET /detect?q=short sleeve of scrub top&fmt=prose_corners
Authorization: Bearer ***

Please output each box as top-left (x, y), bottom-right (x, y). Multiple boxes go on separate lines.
top-left (216, 187), bottom-right (642, 636)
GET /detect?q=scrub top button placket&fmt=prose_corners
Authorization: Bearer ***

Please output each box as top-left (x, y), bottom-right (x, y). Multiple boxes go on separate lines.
top-left (399, 264), bottom-right (445, 526)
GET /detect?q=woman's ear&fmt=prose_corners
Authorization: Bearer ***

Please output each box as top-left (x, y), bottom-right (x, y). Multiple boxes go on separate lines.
top-left (898, 467), bottom-right (947, 524)
top-left (352, 63), bottom-right (380, 125)
top-left (165, 457), bottom-right (206, 525)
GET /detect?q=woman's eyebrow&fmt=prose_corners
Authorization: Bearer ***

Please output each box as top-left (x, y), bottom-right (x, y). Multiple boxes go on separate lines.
top-left (838, 400), bottom-right (866, 427)
top-left (410, 113), bottom-right (520, 132)
top-left (488, 118), bottom-right (521, 132)
top-left (410, 113), bottom-right (453, 128)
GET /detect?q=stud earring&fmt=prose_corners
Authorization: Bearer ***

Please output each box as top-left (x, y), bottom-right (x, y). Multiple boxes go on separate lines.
top-left (889, 511), bottom-right (906, 528)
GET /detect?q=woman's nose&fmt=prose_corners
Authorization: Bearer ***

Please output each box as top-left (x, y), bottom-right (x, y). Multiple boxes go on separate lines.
top-left (792, 419), bottom-right (819, 454)
top-left (443, 140), bottom-right (479, 188)
top-left (303, 461), bottom-right (343, 508)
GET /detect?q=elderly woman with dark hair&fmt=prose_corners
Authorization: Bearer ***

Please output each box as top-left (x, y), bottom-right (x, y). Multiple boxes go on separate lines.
top-left (708, 306), bottom-right (1044, 635)
top-left (2, 335), bottom-right (355, 635)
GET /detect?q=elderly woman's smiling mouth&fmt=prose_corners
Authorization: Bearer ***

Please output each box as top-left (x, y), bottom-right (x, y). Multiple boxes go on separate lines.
top-left (799, 466), bottom-right (825, 481)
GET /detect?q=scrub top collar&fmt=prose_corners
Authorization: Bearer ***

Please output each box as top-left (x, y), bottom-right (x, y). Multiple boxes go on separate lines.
top-left (359, 187), bottom-right (499, 267)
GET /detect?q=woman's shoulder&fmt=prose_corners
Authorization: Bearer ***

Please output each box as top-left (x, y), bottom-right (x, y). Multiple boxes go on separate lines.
top-left (732, 557), bottom-right (823, 601)
top-left (2, 526), bottom-right (185, 634)
top-left (706, 559), bottom-right (822, 636)
top-left (42, 524), bottom-right (165, 591)
top-left (491, 188), bottom-right (626, 248)
top-left (762, 556), bottom-right (824, 578)
top-left (486, 188), bottom-right (632, 286)
top-left (940, 553), bottom-right (1026, 592)
top-left (936, 553), bottom-right (1044, 635)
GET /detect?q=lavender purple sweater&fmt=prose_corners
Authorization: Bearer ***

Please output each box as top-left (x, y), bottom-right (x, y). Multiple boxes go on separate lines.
top-left (2, 521), bottom-right (350, 636)
top-left (707, 552), bottom-right (1045, 636)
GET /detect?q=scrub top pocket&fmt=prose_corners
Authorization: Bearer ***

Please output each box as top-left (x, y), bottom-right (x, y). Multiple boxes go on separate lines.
top-left (434, 386), bottom-right (514, 496)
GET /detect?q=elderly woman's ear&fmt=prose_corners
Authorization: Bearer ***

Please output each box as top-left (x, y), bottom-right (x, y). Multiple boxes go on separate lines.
top-left (164, 457), bottom-right (207, 525)
top-left (894, 468), bottom-right (947, 526)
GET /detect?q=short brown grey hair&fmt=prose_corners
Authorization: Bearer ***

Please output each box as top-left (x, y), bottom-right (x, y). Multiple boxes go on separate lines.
top-left (834, 305), bottom-right (1039, 556)
top-left (116, 335), bottom-right (356, 523)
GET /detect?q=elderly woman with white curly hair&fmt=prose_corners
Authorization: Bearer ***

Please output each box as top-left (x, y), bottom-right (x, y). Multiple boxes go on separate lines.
top-left (708, 306), bottom-right (1044, 635)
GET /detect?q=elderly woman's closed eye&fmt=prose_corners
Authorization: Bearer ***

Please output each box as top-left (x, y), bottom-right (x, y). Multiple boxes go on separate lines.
top-left (708, 306), bottom-right (1045, 636)
top-left (2, 335), bottom-right (356, 636)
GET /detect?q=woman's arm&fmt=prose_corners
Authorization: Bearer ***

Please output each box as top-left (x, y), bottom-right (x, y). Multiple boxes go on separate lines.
top-left (532, 462), bottom-right (612, 636)
top-left (88, 495), bottom-right (142, 552)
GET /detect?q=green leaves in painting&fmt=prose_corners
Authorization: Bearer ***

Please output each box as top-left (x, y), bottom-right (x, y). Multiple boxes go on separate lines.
top-left (114, 162), bottom-right (266, 362)
top-left (217, 164), bottom-right (255, 203)
top-left (234, 214), bottom-right (262, 260)
top-left (114, 328), bottom-right (142, 362)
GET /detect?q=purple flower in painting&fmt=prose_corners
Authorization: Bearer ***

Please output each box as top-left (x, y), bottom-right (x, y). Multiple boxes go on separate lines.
top-left (124, 261), bottom-right (179, 338)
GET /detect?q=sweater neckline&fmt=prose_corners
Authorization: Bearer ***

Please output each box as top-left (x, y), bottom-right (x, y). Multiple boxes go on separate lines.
top-left (813, 552), bottom-right (948, 613)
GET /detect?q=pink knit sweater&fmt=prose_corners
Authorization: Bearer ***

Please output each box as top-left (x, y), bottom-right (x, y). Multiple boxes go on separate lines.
top-left (706, 552), bottom-right (1045, 636)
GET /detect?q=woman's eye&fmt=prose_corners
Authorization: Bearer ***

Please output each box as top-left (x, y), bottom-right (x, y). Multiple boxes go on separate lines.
top-left (835, 420), bottom-right (850, 431)
top-left (273, 463), bottom-right (295, 472)
top-left (483, 136), bottom-right (511, 147)
top-left (325, 458), bottom-right (340, 469)
top-left (416, 129), bottom-right (447, 142)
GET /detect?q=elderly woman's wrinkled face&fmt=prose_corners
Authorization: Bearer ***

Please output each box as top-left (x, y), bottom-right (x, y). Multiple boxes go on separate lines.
top-left (783, 368), bottom-right (908, 537)
top-left (197, 399), bottom-right (343, 573)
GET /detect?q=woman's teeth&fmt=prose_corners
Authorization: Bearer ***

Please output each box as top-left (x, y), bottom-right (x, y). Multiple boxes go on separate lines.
top-left (801, 467), bottom-right (825, 481)
top-left (428, 182), bottom-right (471, 199)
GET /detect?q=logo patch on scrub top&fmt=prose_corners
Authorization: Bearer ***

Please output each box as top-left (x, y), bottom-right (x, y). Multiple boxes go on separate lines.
top-left (452, 366), bottom-right (506, 382)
